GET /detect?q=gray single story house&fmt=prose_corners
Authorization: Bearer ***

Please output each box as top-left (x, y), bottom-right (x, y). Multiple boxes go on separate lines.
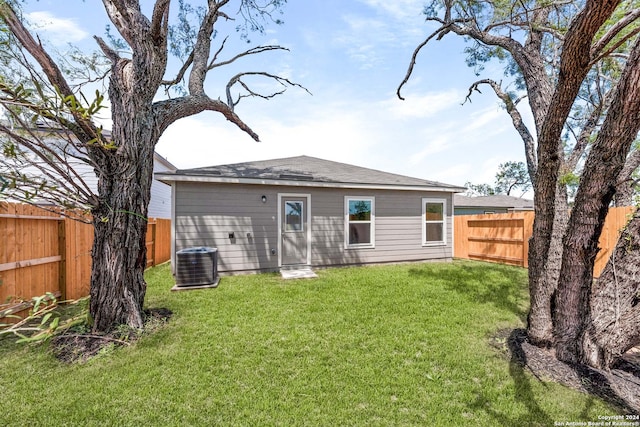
top-left (453, 194), bottom-right (534, 215)
top-left (156, 156), bottom-right (466, 275)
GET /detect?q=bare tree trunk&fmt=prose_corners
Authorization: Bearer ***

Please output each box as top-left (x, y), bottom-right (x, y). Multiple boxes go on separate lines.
top-left (87, 39), bottom-right (161, 331)
top-left (580, 208), bottom-right (640, 368)
top-left (555, 35), bottom-right (640, 364)
top-left (88, 115), bottom-right (157, 332)
top-left (89, 178), bottom-right (149, 331)
top-left (527, 183), bottom-right (569, 346)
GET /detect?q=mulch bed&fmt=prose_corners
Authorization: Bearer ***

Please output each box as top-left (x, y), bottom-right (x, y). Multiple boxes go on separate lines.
top-left (50, 308), bottom-right (172, 364)
top-left (503, 328), bottom-right (640, 414)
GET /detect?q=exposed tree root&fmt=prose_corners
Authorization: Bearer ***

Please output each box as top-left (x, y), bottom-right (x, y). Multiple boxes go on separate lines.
top-left (508, 329), bottom-right (640, 414)
top-left (50, 308), bottom-right (172, 364)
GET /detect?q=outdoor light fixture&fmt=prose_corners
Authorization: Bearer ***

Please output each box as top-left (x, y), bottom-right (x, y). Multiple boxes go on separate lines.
top-left (261, 195), bottom-right (267, 203)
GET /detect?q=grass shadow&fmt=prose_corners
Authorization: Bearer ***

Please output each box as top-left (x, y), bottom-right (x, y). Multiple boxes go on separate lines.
top-left (408, 260), bottom-right (528, 322)
top-left (470, 329), bottom-right (604, 426)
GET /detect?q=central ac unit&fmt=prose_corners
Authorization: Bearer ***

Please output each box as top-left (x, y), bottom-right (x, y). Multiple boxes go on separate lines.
top-left (175, 247), bottom-right (218, 287)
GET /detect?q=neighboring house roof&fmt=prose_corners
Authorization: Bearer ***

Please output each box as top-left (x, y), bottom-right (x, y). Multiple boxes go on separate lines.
top-left (156, 155), bottom-right (467, 192)
top-left (153, 152), bottom-right (177, 172)
top-left (454, 194), bottom-right (534, 210)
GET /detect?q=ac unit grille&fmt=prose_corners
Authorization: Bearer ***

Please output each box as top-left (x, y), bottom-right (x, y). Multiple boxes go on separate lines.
top-left (176, 247), bottom-right (218, 286)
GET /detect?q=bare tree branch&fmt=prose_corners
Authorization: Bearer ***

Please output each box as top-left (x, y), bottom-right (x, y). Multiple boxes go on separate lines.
top-left (208, 44), bottom-right (289, 70)
top-left (100, 0), bottom-right (137, 47)
top-left (0, 121), bottom-right (96, 206)
top-left (160, 49), bottom-right (194, 89)
top-left (464, 78), bottom-right (537, 180)
top-left (225, 71), bottom-right (311, 110)
top-left (93, 35), bottom-right (120, 64)
top-left (397, 24), bottom-right (451, 100)
top-left (591, 8), bottom-right (640, 62)
top-left (153, 95), bottom-right (260, 141)
top-left (188, 1), bottom-right (228, 95)
top-left (150, 0), bottom-right (170, 43)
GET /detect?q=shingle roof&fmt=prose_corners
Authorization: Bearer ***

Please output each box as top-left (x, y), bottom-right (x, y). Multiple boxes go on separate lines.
top-left (158, 155), bottom-right (465, 191)
top-left (454, 194), bottom-right (534, 209)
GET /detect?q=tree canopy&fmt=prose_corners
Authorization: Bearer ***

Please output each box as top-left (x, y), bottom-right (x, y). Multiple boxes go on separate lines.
top-left (465, 161), bottom-right (531, 196)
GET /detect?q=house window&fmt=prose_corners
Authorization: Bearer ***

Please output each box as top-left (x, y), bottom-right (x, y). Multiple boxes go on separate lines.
top-left (345, 197), bottom-right (375, 248)
top-left (423, 198), bottom-right (446, 246)
top-left (284, 201), bottom-right (304, 232)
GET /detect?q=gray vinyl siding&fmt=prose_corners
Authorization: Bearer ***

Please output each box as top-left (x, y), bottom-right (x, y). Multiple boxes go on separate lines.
top-left (310, 188), bottom-right (452, 267)
top-left (174, 183), bottom-right (280, 273)
top-left (148, 159), bottom-right (173, 219)
top-left (173, 182), bottom-right (454, 274)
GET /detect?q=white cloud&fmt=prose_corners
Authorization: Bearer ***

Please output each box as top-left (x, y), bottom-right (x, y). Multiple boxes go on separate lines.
top-left (431, 164), bottom-right (472, 184)
top-left (334, 16), bottom-right (391, 68)
top-left (357, 0), bottom-right (426, 22)
top-left (409, 137), bottom-right (451, 164)
top-left (382, 90), bottom-right (463, 119)
top-left (26, 11), bottom-right (88, 45)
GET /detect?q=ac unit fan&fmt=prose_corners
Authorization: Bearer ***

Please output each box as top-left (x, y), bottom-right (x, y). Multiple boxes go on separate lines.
top-left (175, 247), bottom-right (218, 286)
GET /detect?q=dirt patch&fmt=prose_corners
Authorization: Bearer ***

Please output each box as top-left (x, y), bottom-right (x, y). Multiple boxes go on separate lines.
top-left (501, 328), bottom-right (640, 414)
top-left (50, 308), bottom-right (172, 364)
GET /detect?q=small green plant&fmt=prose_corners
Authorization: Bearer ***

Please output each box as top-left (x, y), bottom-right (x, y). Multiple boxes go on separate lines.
top-left (0, 293), bottom-right (89, 343)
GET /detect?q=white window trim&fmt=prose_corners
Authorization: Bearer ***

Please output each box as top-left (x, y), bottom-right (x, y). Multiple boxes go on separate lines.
top-left (422, 197), bottom-right (447, 246)
top-left (345, 196), bottom-right (375, 249)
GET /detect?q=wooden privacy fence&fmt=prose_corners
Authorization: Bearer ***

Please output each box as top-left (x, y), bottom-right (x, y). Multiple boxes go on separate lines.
top-left (454, 206), bottom-right (634, 278)
top-left (0, 202), bottom-right (171, 308)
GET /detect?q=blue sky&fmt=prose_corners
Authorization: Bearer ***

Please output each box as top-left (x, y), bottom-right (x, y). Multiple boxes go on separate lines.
top-left (21, 0), bottom-right (533, 189)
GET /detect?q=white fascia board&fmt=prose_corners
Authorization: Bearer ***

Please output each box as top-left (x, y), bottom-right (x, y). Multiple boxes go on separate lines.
top-left (155, 174), bottom-right (467, 193)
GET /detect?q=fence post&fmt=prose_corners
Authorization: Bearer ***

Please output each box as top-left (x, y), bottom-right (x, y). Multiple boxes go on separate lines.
top-left (522, 212), bottom-right (534, 268)
top-left (57, 218), bottom-right (67, 300)
top-left (150, 220), bottom-right (157, 267)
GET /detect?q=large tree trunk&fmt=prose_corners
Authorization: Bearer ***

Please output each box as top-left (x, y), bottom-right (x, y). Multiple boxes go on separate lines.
top-left (527, 184), bottom-right (569, 346)
top-left (88, 113), bottom-right (157, 332)
top-left (87, 30), bottom-right (162, 331)
top-left (580, 208), bottom-right (640, 368)
top-left (89, 166), bottom-right (150, 331)
top-left (525, 0), bottom-right (621, 349)
top-left (554, 35), bottom-right (640, 365)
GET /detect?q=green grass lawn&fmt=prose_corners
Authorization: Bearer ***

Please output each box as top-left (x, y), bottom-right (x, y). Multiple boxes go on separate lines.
top-left (0, 260), bottom-right (619, 426)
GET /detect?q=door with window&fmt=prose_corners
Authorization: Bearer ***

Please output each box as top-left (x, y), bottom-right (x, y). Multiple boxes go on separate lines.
top-left (280, 196), bottom-right (309, 266)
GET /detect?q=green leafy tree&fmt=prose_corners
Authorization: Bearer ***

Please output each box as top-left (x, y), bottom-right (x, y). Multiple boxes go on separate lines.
top-left (463, 181), bottom-right (496, 196)
top-left (0, 0), bottom-right (305, 333)
top-left (494, 161), bottom-right (531, 196)
top-left (465, 161), bottom-right (531, 196)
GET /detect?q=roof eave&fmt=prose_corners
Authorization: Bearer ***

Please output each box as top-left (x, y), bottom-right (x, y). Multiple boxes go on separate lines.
top-left (155, 173), bottom-right (466, 193)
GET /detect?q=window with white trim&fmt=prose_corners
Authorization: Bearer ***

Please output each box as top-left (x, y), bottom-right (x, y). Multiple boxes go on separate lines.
top-left (423, 198), bottom-right (446, 246)
top-left (345, 197), bottom-right (375, 248)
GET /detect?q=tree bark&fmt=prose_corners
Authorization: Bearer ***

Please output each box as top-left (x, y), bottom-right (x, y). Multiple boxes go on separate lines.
top-left (614, 149), bottom-right (640, 206)
top-left (89, 149), bottom-right (152, 331)
top-left (527, 183), bottom-right (569, 346)
top-left (580, 208), bottom-right (640, 368)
